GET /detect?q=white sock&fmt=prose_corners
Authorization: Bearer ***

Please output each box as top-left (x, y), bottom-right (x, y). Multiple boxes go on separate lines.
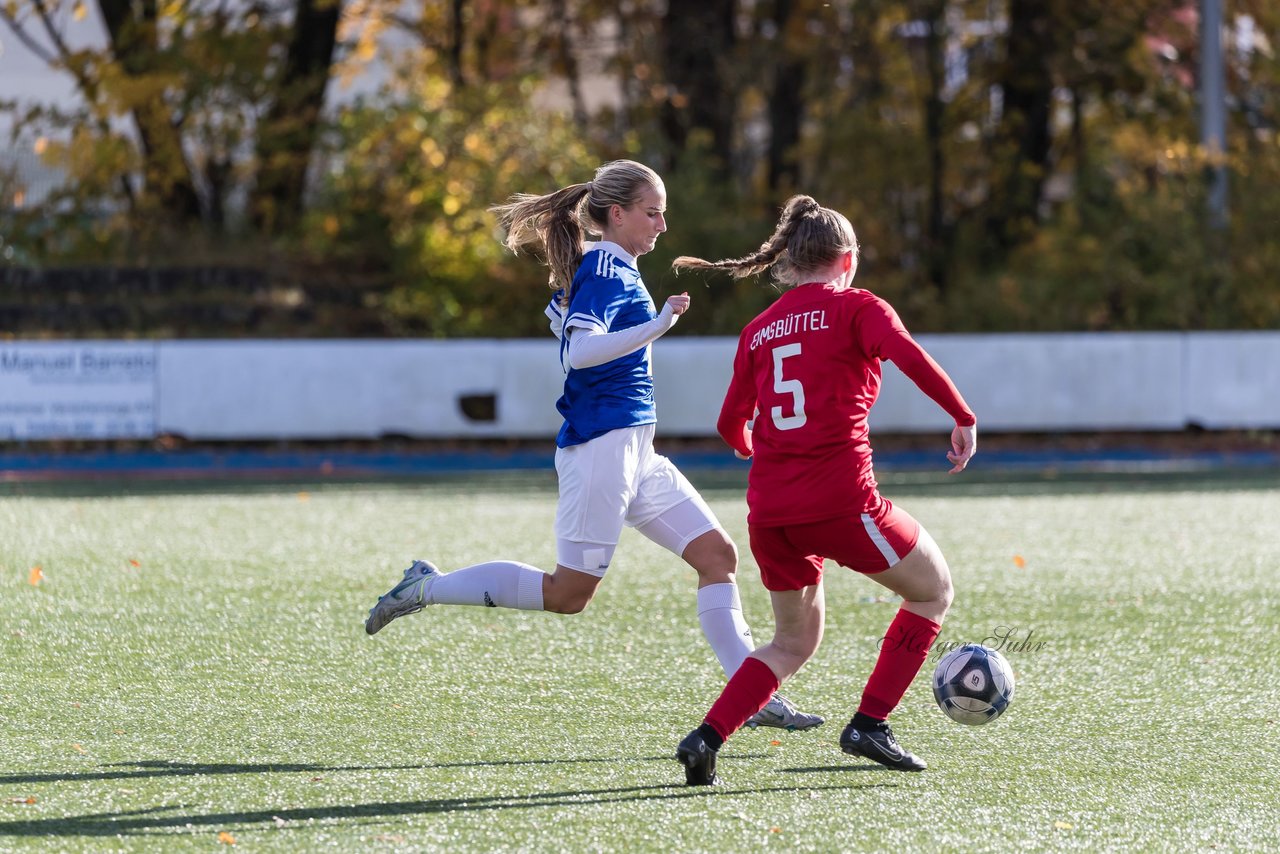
top-left (428, 560), bottom-right (546, 611)
top-left (696, 582), bottom-right (755, 677)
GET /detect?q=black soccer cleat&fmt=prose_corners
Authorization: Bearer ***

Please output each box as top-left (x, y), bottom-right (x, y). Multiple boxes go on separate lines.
top-left (675, 729), bottom-right (718, 786)
top-left (839, 720), bottom-right (927, 771)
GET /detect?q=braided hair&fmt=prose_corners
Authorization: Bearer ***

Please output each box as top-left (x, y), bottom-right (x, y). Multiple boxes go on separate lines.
top-left (672, 195), bottom-right (858, 288)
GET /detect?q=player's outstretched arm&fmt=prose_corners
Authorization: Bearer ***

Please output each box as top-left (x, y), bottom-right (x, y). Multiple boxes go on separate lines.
top-left (716, 411), bottom-right (753, 459)
top-left (877, 331), bottom-right (976, 474)
top-left (947, 424), bottom-right (977, 474)
top-left (717, 375), bottom-right (756, 459)
top-left (565, 293), bottom-right (688, 369)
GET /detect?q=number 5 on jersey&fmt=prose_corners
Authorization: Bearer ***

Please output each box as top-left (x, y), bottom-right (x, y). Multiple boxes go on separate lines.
top-left (770, 343), bottom-right (807, 431)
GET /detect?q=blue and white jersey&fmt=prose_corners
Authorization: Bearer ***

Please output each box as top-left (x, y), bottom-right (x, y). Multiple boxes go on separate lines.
top-left (545, 241), bottom-right (659, 448)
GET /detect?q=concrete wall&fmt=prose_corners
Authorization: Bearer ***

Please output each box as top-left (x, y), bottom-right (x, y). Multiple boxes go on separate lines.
top-left (155, 340), bottom-right (566, 440)
top-left (1183, 333), bottom-right (1280, 429)
top-left (869, 333), bottom-right (1190, 433)
top-left (3, 333), bottom-right (1278, 441)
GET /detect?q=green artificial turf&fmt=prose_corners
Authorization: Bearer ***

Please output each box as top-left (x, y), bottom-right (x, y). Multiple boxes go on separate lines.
top-left (2, 472), bottom-right (1278, 851)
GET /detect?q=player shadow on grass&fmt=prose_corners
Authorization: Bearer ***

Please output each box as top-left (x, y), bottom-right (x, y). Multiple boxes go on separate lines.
top-left (0, 780), bottom-right (900, 838)
top-left (2, 752), bottom-right (778, 788)
top-left (0, 754), bottom-right (771, 786)
top-left (0, 760), bottom-right (433, 786)
top-left (429, 752), bottom-right (770, 769)
top-left (778, 763), bottom-right (888, 774)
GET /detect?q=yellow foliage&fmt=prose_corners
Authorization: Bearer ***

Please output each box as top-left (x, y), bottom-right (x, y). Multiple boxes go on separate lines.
top-left (419, 77), bottom-right (452, 109)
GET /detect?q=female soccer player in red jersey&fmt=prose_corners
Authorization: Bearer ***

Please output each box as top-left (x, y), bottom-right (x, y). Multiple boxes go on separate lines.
top-left (363, 161), bottom-right (820, 731)
top-left (670, 195), bottom-right (977, 784)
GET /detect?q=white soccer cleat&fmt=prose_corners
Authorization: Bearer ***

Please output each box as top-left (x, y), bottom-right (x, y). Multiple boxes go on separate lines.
top-left (745, 693), bottom-right (826, 731)
top-left (365, 560), bottom-right (440, 636)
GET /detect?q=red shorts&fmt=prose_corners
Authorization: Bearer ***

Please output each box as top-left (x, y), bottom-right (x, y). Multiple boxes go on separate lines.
top-left (748, 497), bottom-right (921, 592)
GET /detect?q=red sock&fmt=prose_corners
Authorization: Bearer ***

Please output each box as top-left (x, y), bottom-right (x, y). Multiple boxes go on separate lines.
top-left (704, 656), bottom-right (781, 741)
top-left (858, 608), bottom-right (942, 720)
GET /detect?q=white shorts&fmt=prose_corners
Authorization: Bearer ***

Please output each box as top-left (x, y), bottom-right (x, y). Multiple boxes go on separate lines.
top-left (554, 423), bottom-right (721, 575)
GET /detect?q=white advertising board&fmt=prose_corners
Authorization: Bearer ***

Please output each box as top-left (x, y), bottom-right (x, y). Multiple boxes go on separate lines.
top-left (0, 342), bottom-right (157, 439)
top-left (2, 333), bottom-right (1279, 441)
top-left (1184, 332), bottom-right (1280, 428)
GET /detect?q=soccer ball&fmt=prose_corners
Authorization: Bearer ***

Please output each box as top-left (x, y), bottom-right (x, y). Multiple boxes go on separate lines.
top-left (932, 643), bottom-right (1015, 725)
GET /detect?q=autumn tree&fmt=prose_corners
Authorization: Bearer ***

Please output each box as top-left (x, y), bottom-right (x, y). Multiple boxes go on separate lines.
top-left (2, 0), bottom-right (1278, 335)
top-left (657, 0), bottom-right (737, 176)
top-left (1, 0), bottom-right (347, 241)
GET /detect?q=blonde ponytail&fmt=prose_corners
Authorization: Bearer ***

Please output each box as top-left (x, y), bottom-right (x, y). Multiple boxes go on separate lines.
top-left (492, 160), bottom-right (663, 305)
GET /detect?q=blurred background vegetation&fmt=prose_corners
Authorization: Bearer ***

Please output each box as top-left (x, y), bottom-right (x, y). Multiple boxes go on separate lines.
top-left (1, 0), bottom-right (1277, 338)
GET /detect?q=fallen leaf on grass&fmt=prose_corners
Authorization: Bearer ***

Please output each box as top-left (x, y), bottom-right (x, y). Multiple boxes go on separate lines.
top-left (770, 740), bottom-right (781, 746)
top-left (28, 566), bottom-right (44, 586)
top-left (1054, 821), bottom-right (1074, 829)
top-left (129, 559), bottom-right (141, 568)
top-left (770, 827), bottom-right (782, 834)
top-left (217, 831), bottom-right (237, 845)
top-left (70, 744), bottom-right (85, 754)
top-left (1013, 555), bottom-right (1027, 569)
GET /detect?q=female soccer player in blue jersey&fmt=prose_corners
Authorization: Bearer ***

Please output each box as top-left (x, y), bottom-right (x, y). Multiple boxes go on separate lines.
top-left (364, 160), bottom-right (820, 731)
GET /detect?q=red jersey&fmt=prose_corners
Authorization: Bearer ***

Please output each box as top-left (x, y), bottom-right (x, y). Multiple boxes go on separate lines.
top-left (719, 283), bottom-right (975, 526)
